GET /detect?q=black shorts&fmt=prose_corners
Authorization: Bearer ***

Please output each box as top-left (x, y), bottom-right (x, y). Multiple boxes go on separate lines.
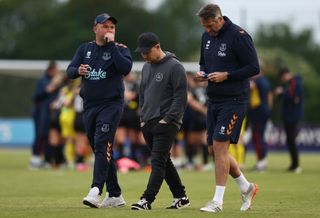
top-left (188, 111), bottom-right (206, 132)
top-left (119, 109), bottom-right (140, 130)
top-left (181, 107), bottom-right (190, 132)
top-left (49, 109), bottom-right (61, 131)
top-left (206, 101), bottom-right (246, 145)
top-left (74, 112), bottom-right (85, 132)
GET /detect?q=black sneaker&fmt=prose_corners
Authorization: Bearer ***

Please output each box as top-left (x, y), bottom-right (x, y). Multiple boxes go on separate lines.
top-left (131, 198), bottom-right (151, 210)
top-left (166, 196), bottom-right (190, 209)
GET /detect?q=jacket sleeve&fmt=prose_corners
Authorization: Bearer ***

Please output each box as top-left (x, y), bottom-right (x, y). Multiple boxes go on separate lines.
top-left (163, 63), bottom-right (188, 124)
top-left (199, 33), bottom-right (206, 72)
top-left (228, 32), bottom-right (260, 81)
top-left (66, 44), bottom-right (85, 79)
top-left (109, 42), bottom-right (133, 76)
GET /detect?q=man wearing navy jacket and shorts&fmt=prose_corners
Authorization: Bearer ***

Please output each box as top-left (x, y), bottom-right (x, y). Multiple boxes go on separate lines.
top-left (67, 13), bottom-right (132, 208)
top-left (195, 4), bottom-right (259, 213)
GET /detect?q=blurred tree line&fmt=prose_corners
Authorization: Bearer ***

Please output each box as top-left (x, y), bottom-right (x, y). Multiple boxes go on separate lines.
top-left (255, 23), bottom-right (320, 122)
top-left (0, 0), bottom-right (203, 61)
top-left (0, 0), bottom-right (319, 121)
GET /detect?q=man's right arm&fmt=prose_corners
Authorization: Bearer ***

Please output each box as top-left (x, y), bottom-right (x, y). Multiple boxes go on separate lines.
top-left (199, 34), bottom-right (206, 72)
top-left (196, 34), bottom-right (209, 81)
top-left (66, 44), bottom-right (85, 79)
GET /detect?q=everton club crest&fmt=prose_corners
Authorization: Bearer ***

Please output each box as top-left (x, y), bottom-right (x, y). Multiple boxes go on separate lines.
top-left (102, 52), bottom-right (111, 61)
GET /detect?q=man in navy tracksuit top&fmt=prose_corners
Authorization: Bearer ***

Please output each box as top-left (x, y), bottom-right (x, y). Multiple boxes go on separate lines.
top-left (66, 13), bottom-right (132, 208)
top-left (275, 67), bottom-right (303, 173)
top-left (195, 4), bottom-right (260, 213)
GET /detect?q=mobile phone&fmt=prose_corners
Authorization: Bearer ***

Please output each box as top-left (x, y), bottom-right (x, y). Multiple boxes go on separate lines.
top-left (202, 71), bottom-right (208, 78)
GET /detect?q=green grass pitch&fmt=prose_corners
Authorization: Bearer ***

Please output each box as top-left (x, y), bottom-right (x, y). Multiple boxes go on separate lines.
top-left (0, 149), bottom-right (320, 218)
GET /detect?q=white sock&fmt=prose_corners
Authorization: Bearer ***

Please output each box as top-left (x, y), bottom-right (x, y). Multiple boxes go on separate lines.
top-left (234, 173), bottom-right (250, 193)
top-left (213, 186), bottom-right (225, 205)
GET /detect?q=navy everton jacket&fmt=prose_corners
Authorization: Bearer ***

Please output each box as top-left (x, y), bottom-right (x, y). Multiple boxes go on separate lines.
top-left (67, 41), bottom-right (132, 109)
top-left (199, 16), bottom-right (260, 102)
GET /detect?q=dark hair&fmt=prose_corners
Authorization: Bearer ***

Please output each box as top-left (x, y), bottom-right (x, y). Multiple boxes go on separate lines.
top-left (278, 67), bottom-right (290, 77)
top-left (196, 4), bottom-right (222, 20)
top-left (47, 60), bottom-right (57, 71)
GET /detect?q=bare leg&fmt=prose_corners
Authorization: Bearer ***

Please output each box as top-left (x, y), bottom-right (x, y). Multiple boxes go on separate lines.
top-left (212, 140), bottom-right (230, 186)
top-left (229, 153), bottom-right (241, 178)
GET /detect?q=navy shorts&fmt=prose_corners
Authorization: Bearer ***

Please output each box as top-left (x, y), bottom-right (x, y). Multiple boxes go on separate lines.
top-left (206, 101), bottom-right (247, 145)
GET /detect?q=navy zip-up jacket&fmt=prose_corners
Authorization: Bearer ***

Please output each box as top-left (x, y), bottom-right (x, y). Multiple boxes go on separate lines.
top-left (67, 41), bottom-right (132, 109)
top-left (199, 16), bottom-right (260, 102)
top-left (282, 75), bottom-right (304, 123)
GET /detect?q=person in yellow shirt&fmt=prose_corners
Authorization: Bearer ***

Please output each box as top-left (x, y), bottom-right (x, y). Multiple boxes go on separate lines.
top-left (229, 117), bottom-right (247, 169)
top-left (59, 82), bottom-right (76, 169)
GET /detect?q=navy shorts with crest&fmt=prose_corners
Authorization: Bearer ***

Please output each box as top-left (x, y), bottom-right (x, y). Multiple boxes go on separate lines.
top-left (206, 100), bottom-right (247, 145)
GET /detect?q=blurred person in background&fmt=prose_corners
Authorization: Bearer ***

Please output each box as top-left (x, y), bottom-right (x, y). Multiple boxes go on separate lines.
top-left (228, 117), bottom-right (247, 170)
top-left (72, 81), bottom-right (91, 172)
top-left (275, 67), bottom-right (303, 173)
top-left (248, 68), bottom-right (273, 172)
top-left (184, 72), bottom-right (209, 171)
top-left (47, 79), bottom-right (67, 169)
top-left (59, 80), bottom-right (77, 170)
top-left (115, 72), bottom-right (149, 171)
top-left (30, 60), bottom-right (63, 169)
top-left (131, 32), bottom-right (189, 210)
top-left (67, 12), bottom-right (132, 208)
top-left (170, 130), bottom-right (184, 169)
top-left (195, 4), bottom-right (259, 213)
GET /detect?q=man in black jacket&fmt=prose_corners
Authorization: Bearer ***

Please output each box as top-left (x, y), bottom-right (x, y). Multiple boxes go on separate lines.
top-left (131, 32), bottom-right (190, 210)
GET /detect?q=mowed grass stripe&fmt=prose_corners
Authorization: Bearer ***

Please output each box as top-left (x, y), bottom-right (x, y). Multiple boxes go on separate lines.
top-left (0, 149), bottom-right (319, 218)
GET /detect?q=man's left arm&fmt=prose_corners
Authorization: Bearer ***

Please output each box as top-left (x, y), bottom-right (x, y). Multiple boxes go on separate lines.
top-left (227, 32), bottom-right (260, 81)
top-left (109, 42), bottom-right (133, 76)
top-left (162, 64), bottom-right (188, 124)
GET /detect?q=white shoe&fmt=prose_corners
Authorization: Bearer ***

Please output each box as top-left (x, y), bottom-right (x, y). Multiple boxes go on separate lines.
top-left (29, 155), bottom-right (43, 170)
top-left (201, 163), bottom-right (213, 172)
top-left (100, 193), bottom-right (126, 208)
top-left (292, 167), bottom-right (302, 174)
top-left (294, 167), bottom-right (302, 174)
top-left (83, 187), bottom-right (101, 208)
top-left (240, 183), bottom-right (258, 211)
top-left (200, 200), bottom-right (223, 213)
